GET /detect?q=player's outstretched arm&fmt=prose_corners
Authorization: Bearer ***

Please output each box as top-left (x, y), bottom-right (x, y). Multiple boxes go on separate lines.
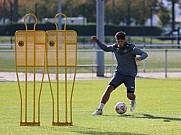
top-left (90, 36), bottom-right (113, 52)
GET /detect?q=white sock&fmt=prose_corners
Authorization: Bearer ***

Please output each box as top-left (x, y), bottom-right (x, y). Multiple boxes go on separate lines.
top-left (99, 103), bottom-right (104, 110)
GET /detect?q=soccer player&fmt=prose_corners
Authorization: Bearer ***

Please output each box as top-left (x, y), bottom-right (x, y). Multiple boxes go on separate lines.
top-left (91, 31), bottom-right (148, 116)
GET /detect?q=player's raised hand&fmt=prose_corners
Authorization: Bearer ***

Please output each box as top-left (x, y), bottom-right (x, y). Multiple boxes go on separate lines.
top-left (91, 36), bottom-right (98, 41)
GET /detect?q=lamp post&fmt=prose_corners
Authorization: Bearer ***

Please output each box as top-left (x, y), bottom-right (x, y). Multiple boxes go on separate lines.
top-left (3, 0), bottom-right (6, 24)
top-left (150, 4), bottom-right (153, 44)
top-left (58, 0), bottom-right (62, 30)
top-left (127, 0), bottom-right (131, 26)
top-left (171, 0), bottom-right (175, 33)
top-left (8, 0), bottom-right (13, 49)
top-left (35, 3), bottom-right (38, 18)
top-left (142, 0), bottom-right (146, 45)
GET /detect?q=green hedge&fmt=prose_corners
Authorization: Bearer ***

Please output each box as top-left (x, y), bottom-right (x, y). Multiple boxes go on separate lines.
top-left (0, 23), bottom-right (162, 36)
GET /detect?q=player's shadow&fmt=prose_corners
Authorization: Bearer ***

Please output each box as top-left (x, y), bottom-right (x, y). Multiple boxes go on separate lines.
top-left (141, 113), bottom-right (181, 122)
top-left (109, 113), bottom-right (181, 122)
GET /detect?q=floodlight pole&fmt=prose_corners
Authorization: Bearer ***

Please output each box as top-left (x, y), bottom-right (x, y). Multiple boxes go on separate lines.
top-left (3, 0), bottom-right (6, 24)
top-left (96, 0), bottom-right (105, 77)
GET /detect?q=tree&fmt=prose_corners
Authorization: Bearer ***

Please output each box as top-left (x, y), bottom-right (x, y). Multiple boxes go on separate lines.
top-left (13, 0), bottom-right (18, 22)
top-left (1, 0), bottom-right (180, 27)
top-left (62, 0), bottom-right (96, 22)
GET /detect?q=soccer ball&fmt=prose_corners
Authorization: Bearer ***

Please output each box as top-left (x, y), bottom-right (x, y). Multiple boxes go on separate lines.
top-left (115, 102), bottom-right (127, 114)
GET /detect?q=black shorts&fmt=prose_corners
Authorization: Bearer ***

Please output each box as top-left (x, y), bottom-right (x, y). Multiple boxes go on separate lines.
top-left (109, 73), bottom-right (135, 93)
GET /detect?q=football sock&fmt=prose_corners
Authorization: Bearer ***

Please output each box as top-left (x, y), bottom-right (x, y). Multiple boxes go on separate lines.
top-left (99, 103), bottom-right (105, 110)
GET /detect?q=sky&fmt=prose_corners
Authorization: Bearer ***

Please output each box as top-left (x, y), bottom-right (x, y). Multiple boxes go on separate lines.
top-left (163, 0), bottom-right (181, 22)
top-left (145, 0), bottom-right (181, 26)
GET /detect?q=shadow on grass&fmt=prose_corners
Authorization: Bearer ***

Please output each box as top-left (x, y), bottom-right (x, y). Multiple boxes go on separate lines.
top-left (69, 126), bottom-right (145, 135)
top-left (141, 113), bottom-right (181, 122)
top-left (104, 113), bottom-right (181, 122)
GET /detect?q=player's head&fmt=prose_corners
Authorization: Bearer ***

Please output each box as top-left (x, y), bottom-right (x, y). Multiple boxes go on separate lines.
top-left (115, 31), bottom-right (126, 40)
top-left (115, 31), bottom-right (126, 48)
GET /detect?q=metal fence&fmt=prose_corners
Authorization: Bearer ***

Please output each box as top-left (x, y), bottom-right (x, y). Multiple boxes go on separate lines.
top-left (0, 48), bottom-right (181, 79)
top-left (77, 49), bottom-right (181, 78)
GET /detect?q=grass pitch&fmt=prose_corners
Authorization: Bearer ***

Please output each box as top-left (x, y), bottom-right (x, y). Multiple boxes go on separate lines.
top-left (0, 78), bottom-right (181, 135)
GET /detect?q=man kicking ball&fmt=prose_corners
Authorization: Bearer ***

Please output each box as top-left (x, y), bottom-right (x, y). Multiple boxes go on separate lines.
top-left (91, 31), bottom-right (148, 116)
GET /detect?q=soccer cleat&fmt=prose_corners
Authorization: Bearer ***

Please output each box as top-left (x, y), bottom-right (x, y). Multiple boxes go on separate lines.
top-left (130, 99), bottom-right (136, 112)
top-left (92, 109), bottom-right (103, 116)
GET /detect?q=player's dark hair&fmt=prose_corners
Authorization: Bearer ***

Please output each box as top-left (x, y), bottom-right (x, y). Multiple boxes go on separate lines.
top-left (115, 31), bottom-right (126, 40)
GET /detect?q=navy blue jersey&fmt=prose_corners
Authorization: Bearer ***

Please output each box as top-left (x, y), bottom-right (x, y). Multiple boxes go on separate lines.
top-left (96, 40), bottom-right (148, 77)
